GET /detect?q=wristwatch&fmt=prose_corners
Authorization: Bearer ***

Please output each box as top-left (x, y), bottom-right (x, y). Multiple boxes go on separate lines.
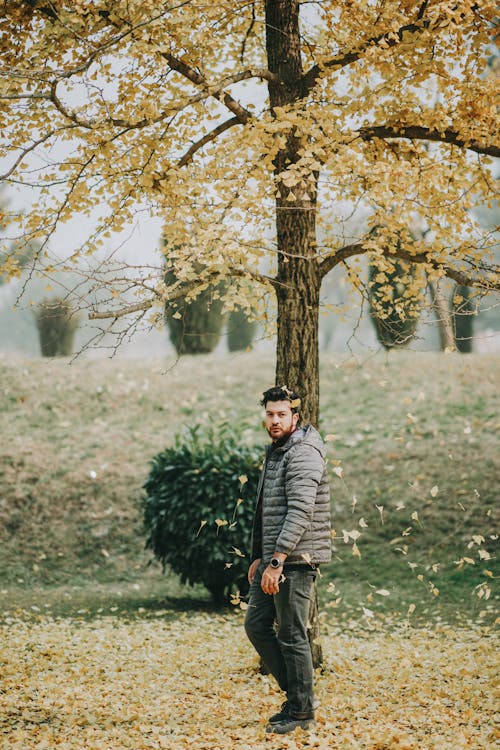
top-left (270, 557), bottom-right (284, 569)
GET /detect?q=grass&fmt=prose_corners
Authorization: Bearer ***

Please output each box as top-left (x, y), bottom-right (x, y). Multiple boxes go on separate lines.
top-left (0, 349), bottom-right (498, 626)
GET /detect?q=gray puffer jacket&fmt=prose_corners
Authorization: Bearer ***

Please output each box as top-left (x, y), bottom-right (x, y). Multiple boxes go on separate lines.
top-left (251, 425), bottom-right (332, 566)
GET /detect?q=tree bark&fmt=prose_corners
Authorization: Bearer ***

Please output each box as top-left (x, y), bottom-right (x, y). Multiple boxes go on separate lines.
top-left (265, 0), bottom-right (321, 427)
top-left (265, 0), bottom-right (323, 668)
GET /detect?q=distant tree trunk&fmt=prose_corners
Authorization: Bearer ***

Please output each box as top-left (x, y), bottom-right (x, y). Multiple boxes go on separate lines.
top-left (266, 0), bottom-right (323, 668)
top-left (429, 280), bottom-right (455, 351)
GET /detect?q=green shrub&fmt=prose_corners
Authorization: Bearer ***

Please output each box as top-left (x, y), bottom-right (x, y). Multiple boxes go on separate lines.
top-left (142, 424), bottom-right (262, 605)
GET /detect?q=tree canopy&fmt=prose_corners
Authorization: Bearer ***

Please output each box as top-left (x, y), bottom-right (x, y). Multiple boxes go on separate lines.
top-left (1, 0), bottom-right (499, 421)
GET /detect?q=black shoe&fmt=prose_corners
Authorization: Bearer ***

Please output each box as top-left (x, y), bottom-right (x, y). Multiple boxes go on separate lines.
top-left (268, 701), bottom-right (291, 724)
top-left (268, 697), bottom-right (319, 725)
top-left (266, 717), bottom-right (316, 734)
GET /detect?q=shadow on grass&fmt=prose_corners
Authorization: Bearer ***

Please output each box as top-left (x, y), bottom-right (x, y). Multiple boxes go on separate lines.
top-left (0, 573), bottom-right (240, 623)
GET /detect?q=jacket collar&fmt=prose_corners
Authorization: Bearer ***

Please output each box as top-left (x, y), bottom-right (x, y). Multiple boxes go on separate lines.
top-left (266, 425), bottom-right (308, 456)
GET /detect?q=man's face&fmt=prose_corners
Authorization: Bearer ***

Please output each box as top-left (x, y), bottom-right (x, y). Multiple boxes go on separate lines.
top-left (264, 400), bottom-right (299, 441)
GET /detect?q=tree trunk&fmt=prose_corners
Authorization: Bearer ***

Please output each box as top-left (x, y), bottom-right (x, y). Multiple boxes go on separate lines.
top-left (265, 0), bottom-right (323, 668)
top-left (265, 0), bottom-right (321, 427)
top-left (429, 280), bottom-right (455, 351)
top-left (275, 230), bottom-right (320, 426)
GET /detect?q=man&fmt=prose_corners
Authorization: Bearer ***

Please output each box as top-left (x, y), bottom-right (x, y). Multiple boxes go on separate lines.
top-left (244, 385), bottom-right (331, 735)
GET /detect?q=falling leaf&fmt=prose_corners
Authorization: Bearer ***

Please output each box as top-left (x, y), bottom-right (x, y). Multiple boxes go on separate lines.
top-left (238, 475), bottom-right (248, 485)
top-left (430, 485), bottom-right (439, 497)
top-left (375, 505), bottom-right (384, 524)
top-left (333, 466), bottom-right (343, 478)
top-left (375, 589), bottom-right (390, 597)
top-left (196, 520), bottom-right (207, 537)
top-left (215, 519), bottom-right (228, 534)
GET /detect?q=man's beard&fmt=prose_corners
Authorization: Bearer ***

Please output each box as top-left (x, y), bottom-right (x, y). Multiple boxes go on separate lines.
top-left (267, 424), bottom-right (296, 442)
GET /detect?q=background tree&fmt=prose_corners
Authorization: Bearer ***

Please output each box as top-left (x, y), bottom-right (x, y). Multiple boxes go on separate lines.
top-left (1, 1), bottom-right (499, 423)
top-left (452, 285), bottom-right (475, 353)
top-left (165, 285), bottom-right (225, 355)
top-left (227, 306), bottom-right (257, 353)
top-left (35, 297), bottom-right (79, 357)
top-left (0, 188), bottom-right (37, 285)
top-left (368, 251), bottom-right (422, 349)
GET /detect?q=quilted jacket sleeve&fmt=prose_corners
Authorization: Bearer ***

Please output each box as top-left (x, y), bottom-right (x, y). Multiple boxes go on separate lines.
top-left (273, 442), bottom-right (325, 556)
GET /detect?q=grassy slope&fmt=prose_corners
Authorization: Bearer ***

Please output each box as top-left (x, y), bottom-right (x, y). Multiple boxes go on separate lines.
top-left (0, 350), bottom-right (498, 623)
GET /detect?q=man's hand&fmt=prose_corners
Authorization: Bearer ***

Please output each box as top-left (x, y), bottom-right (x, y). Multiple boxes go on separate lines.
top-left (261, 565), bottom-right (283, 595)
top-left (248, 558), bottom-right (261, 585)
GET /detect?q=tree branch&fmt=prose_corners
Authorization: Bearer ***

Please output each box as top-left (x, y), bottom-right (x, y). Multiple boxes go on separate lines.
top-left (89, 268), bottom-right (279, 320)
top-left (301, 1), bottom-right (478, 95)
top-left (47, 66), bottom-right (270, 134)
top-left (318, 242), bottom-right (367, 278)
top-left (0, 123), bottom-right (79, 180)
top-left (318, 239), bottom-right (500, 291)
top-left (21, 1), bottom-right (257, 128)
top-left (89, 300), bottom-right (154, 320)
top-left (176, 117), bottom-right (242, 168)
top-left (162, 52), bottom-right (253, 125)
top-left (302, 16), bottom-right (431, 93)
top-left (392, 248), bottom-right (500, 291)
top-left (358, 125), bottom-right (500, 159)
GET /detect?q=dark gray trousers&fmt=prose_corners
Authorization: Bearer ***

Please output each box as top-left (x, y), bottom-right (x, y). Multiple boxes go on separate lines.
top-left (244, 563), bottom-right (317, 719)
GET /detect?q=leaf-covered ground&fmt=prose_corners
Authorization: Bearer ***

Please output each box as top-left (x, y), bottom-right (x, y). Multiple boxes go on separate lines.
top-left (1, 611), bottom-right (497, 750)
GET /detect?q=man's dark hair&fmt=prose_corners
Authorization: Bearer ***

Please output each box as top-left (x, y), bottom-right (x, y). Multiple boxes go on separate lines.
top-left (260, 385), bottom-right (301, 414)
